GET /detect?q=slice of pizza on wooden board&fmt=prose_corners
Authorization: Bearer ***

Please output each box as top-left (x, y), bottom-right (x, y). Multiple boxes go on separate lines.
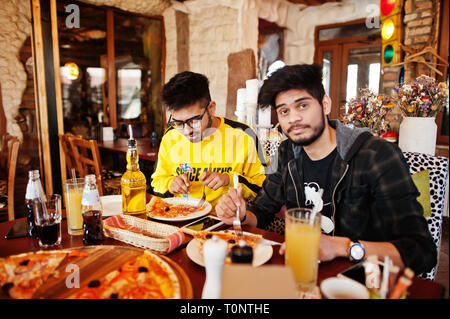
top-left (0, 250), bottom-right (68, 299)
top-left (68, 250), bottom-right (181, 299)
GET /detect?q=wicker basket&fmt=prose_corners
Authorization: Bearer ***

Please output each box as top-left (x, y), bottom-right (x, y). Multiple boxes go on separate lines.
top-left (103, 215), bottom-right (184, 255)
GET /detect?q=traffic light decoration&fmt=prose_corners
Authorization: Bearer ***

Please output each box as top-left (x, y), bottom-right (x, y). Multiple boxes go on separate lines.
top-left (380, 0), bottom-right (404, 67)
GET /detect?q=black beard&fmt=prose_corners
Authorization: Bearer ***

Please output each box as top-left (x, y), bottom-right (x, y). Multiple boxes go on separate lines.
top-left (291, 115), bottom-right (325, 147)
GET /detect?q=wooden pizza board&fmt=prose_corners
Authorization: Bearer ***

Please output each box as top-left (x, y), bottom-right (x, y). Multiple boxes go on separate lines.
top-left (27, 245), bottom-right (193, 299)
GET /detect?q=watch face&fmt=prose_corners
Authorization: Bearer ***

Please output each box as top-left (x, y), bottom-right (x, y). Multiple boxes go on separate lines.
top-left (351, 244), bottom-right (365, 261)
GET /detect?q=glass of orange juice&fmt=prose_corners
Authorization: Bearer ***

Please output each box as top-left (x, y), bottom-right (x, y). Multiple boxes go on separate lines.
top-left (285, 208), bottom-right (321, 293)
top-left (63, 178), bottom-right (84, 235)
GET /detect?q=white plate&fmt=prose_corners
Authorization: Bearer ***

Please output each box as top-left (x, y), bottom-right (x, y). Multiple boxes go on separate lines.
top-left (186, 234), bottom-right (273, 267)
top-left (147, 196), bottom-right (212, 222)
top-left (100, 195), bottom-right (122, 217)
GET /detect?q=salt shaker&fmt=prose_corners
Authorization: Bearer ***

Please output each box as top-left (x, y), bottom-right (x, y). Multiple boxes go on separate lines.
top-left (201, 235), bottom-right (228, 299)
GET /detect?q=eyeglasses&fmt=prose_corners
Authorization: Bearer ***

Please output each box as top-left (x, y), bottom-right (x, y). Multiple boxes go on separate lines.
top-left (168, 102), bottom-right (210, 130)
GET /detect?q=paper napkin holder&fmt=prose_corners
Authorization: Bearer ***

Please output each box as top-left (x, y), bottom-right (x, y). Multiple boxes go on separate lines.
top-left (220, 264), bottom-right (298, 299)
top-left (101, 127), bottom-right (114, 141)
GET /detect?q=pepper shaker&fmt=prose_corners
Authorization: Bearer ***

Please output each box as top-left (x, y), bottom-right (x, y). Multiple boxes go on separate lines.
top-left (230, 240), bottom-right (253, 264)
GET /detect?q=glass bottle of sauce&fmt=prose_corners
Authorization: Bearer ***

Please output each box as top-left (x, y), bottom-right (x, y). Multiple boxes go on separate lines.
top-left (81, 174), bottom-right (104, 245)
top-left (121, 132), bottom-right (147, 217)
top-left (25, 170), bottom-right (44, 238)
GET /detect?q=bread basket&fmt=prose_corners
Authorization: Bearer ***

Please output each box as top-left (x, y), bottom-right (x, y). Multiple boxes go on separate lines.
top-left (103, 214), bottom-right (185, 254)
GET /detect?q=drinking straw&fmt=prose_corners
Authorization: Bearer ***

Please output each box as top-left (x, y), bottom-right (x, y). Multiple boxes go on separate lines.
top-left (71, 168), bottom-right (77, 183)
top-left (389, 276), bottom-right (412, 299)
top-left (128, 124), bottom-right (133, 139)
top-left (380, 256), bottom-right (391, 298)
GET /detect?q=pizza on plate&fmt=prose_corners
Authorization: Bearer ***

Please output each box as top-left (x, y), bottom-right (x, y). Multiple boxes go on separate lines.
top-left (147, 196), bottom-right (205, 218)
top-left (193, 230), bottom-right (262, 263)
top-left (68, 250), bottom-right (180, 299)
top-left (0, 250), bottom-right (85, 299)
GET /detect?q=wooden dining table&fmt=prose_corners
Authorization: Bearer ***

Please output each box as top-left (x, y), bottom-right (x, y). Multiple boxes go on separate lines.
top-left (97, 137), bottom-right (159, 162)
top-left (0, 216), bottom-right (444, 299)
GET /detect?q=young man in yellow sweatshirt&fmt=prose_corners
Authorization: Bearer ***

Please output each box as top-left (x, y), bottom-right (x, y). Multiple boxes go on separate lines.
top-left (151, 71), bottom-right (266, 210)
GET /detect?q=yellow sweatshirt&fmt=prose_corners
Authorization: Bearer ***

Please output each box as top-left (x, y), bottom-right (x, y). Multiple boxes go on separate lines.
top-left (151, 117), bottom-right (267, 210)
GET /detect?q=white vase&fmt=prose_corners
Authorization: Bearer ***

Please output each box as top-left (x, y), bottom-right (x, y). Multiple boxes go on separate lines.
top-left (398, 117), bottom-right (437, 155)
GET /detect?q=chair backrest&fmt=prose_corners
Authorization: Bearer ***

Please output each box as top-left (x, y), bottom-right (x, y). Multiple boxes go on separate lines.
top-left (68, 135), bottom-right (105, 196)
top-left (59, 133), bottom-right (76, 177)
top-left (0, 134), bottom-right (20, 221)
top-left (403, 151), bottom-right (449, 281)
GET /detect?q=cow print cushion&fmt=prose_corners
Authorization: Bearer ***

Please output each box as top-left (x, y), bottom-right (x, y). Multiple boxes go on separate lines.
top-left (403, 152), bottom-right (449, 281)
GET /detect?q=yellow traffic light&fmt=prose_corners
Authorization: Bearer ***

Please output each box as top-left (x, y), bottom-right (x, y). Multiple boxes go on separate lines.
top-left (380, 0), bottom-right (403, 67)
top-left (381, 19), bottom-right (395, 40)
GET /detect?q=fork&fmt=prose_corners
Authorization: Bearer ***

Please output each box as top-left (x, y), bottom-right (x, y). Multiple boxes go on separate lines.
top-left (232, 173), bottom-right (243, 238)
top-left (197, 163), bottom-right (212, 207)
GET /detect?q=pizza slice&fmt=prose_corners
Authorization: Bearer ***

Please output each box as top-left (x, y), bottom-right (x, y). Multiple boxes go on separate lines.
top-left (193, 230), bottom-right (263, 264)
top-left (194, 230), bottom-right (262, 247)
top-left (68, 250), bottom-right (180, 299)
top-left (0, 250), bottom-right (68, 299)
top-left (147, 196), bottom-right (205, 218)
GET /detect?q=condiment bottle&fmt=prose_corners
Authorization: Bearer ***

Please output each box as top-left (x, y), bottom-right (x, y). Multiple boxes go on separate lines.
top-left (202, 236), bottom-right (228, 299)
top-left (81, 174), bottom-right (104, 245)
top-left (150, 131), bottom-right (159, 147)
top-left (25, 170), bottom-right (45, 238)
top-left (230, 240), bottom-right (253, 264)
top-left (121, 126), bottom-right (147, 216)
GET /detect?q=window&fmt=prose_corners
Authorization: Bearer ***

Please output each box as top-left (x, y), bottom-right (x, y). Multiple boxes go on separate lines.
top-left (56, 0), bottom-right (164, 139)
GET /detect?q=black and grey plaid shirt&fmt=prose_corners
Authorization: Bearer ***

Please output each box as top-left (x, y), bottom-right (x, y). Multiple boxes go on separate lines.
top-left (248, 120), bottom-right (437, 275)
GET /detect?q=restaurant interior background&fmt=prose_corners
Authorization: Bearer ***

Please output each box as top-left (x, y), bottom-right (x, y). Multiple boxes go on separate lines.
top-left (0, 0), bottom-right (448, 224)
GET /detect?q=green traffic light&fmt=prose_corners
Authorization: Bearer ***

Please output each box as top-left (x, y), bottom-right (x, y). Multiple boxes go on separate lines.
top-left (384, 45), bottom-right (394, 63)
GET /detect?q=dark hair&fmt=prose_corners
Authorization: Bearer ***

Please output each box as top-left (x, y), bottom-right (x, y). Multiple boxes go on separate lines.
top-left (258, 64), bottom-right (325, 109)
top-left (161, 71), bottom-right (211, 111)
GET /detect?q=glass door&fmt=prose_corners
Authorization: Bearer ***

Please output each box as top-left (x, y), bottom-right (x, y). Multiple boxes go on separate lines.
top-left (316, 45), bottom-right (340, 119)
top-left (340, 43), bottom-right (382, 116)
top-left (314, 19), bottom-right (381, 120)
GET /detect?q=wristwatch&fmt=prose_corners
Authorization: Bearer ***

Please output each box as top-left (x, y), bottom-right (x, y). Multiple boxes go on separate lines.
top-left (348, 240), bottom-right (365, 262)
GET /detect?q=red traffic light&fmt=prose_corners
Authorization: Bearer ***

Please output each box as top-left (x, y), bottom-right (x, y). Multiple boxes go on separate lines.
top-left (380, 0), bottom-right (396, 16)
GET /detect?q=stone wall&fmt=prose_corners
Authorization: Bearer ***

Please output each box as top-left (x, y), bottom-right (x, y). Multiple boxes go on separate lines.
top-left (81, 0), bottom-right (170, 16)
top-left (403, 0), bottom-right (439, 81)
top-left (164, 0), bottom-right (377, 118)
top-left (189, 6), bottom-right (240, 117)
top-left (0, 0), bottom-right (30, 140)
top-left (163, 7), bottom-right (178, 85)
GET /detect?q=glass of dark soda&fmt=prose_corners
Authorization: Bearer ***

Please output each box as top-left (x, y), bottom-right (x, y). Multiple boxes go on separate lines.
top-left (33, 194), bottom-right (62, 248)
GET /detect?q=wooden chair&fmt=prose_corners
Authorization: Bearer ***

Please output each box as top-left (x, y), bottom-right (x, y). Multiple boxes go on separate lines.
top-left (59, 133), bottom-right (76, 177)
top-left (0, 134), bottom-right (20, 221)
top-left (67, 135), bottom-right (106, 196)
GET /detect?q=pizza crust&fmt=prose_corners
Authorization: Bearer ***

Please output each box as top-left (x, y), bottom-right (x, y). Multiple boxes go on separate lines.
top-left (0, 250), bottom-right (69, 299)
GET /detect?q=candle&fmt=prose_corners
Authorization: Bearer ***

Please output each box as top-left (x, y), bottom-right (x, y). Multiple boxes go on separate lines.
top-left (245, 79), bottom-right (258, 104)
top-left (258, 107), bottom-right (272, 126)
top-left (236, 88), bottom-right (246, 112)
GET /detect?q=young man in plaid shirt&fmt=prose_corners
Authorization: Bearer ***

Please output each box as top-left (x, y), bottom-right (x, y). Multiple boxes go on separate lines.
top-left (216, 64), bottom-right (436, 275)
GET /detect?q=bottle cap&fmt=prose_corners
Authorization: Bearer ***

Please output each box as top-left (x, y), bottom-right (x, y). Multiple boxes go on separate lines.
top-left (28, 170), bottom-right (40, 178)
top-left (84, 174), bottom-right (97, 184)
top-left (127, 138), bottom-right (136, 148)
top-left (230, 240), bottom-right (253, 264)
